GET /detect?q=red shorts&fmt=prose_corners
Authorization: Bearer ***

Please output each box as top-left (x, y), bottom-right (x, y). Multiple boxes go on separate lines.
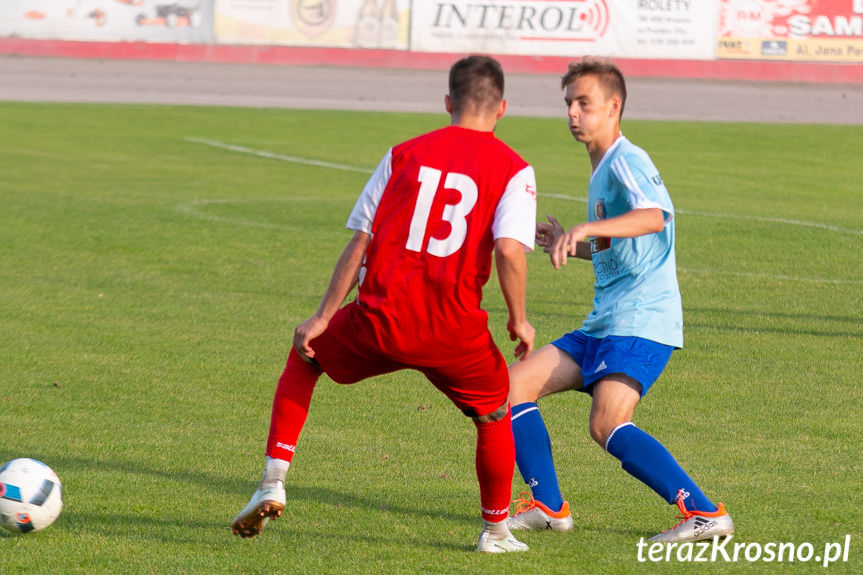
top-left (308, 303), bottom-right (509, 418)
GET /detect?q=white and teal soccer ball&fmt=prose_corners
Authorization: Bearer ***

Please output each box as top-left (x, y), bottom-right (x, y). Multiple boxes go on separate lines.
top-left (0, 458), bottom-right (63, 534)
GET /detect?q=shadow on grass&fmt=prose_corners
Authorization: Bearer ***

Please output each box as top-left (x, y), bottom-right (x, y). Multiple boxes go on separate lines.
top-left (38, 454), bottom-right (476, 531)
top-left (53, 507), bottom-right (472, 552)
top-left (49, 506), bottom-right (646, 552)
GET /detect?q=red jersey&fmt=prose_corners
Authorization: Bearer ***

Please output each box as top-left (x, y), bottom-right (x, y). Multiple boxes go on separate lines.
top-left (345, 126), bottom-right (536, 364)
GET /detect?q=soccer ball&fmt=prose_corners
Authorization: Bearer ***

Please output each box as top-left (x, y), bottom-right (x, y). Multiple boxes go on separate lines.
top-left (0, 458), bottom-right (63, 534)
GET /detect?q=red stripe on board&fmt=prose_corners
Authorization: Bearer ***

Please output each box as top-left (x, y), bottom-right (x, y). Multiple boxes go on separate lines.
top-left (1, 37), bottom-right (861, 84)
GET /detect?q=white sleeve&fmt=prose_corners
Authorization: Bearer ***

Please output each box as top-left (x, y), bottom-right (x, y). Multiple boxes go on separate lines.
top-left (492, 165), bottom-right (537, 251)
top-left (610, 155), bottom-right (674, 223)
top-left (346, 148), bottom-right (393, 233)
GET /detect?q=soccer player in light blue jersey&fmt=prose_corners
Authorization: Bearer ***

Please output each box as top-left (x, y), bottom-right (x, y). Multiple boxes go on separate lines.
top-left (506, 58), bottom-right (734, 543)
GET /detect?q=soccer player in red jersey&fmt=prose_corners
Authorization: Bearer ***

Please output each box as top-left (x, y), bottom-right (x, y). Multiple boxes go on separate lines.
top-left (232, 55), bottom-right (538, 553)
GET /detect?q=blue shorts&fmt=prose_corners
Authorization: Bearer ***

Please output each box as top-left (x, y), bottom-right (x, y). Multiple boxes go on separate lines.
top-left (551, 331), bottom-right (673, 397)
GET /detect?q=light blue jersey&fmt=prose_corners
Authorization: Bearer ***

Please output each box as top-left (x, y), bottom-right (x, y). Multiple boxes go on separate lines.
top-left (581, 135), bottom-right (683, 348)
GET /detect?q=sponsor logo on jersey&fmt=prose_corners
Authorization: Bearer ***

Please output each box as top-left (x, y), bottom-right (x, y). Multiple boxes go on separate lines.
top-left (591, 237), bottom-right (611, 253)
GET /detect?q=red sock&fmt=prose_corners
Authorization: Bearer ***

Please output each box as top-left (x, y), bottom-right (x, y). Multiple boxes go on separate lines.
top-left (474, 409), bottom-right (515, 523)
top-left (266, 348), bottom-right (322, 462)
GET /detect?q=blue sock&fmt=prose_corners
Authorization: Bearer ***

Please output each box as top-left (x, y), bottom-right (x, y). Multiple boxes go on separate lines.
top-left (605, 422), bottom-right (717, 512)
top-left (511, 402), bottom-right (564, 512)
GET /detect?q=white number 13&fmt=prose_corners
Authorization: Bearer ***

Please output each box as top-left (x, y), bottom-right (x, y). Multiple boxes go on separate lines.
top-left (406, 166), bottom-right (478, 257)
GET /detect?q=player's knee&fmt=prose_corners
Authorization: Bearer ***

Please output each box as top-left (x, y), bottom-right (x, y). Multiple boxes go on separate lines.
top-left (472, 402), bottom-right (508, 423)
top-left (508, 381), bottom-right (536, 405)
top-left (589, 421), bottom-right (608, 446)
top-left (589, 417), bottom-right (621, 447)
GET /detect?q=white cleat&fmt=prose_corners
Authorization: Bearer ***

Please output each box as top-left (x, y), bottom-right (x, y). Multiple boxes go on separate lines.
top-left (648, 493), bottom-right (734, 543)
top-left (507, 492), bottom-right (574, 531)
top-left (477, 519), bottom-right (529, 553)
top-left (231, 486), bottom-right (286, 538)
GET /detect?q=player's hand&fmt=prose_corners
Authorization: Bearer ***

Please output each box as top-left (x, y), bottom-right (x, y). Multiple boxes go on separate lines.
top-left (536, 214), bottom-right (565, 252)
top-left (292, 314), bottom-right (329, 362)
top-left (507, 318), bottom-right (535, 361)
top-left (550, 224), bottom-right (589, 269)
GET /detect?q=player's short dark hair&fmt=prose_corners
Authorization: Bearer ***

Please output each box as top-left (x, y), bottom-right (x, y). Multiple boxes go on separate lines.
top-left (448, 55), bottom-right (505, 115)
top-left (561, 57), bottom-right (627, 119)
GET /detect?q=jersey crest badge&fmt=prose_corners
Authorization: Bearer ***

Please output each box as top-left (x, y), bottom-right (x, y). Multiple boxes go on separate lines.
top-left (594, 199), bottom-right (606, 219)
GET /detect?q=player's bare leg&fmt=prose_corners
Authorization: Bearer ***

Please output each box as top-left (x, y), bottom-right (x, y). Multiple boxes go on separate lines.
top-left (508, 344), bottom-right (583, 405)
top-left (587, 375), bottom-right (640, 447)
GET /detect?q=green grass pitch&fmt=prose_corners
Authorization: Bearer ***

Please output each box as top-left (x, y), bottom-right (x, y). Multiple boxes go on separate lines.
top-left (0, 101), bottom-right (860, 574)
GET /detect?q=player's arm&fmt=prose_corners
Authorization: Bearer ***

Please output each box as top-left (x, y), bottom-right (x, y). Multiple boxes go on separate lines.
top-left (550, 208), bottom-right (664, 269)
top-left (537, 214), bottom-right (591, 261)
top-left (293, 230), bottom-right (371, 360)
top-left (495, 237), bottom-right (535, 360)
top-left (295, 145), bottom-right (390, 360)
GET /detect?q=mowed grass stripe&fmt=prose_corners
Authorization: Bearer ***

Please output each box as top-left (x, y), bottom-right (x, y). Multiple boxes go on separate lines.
top-left (178, 138), bottom-right (862, 285)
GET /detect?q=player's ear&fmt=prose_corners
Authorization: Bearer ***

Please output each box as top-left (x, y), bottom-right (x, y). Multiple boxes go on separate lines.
top-left (445, 94), bottom-right (454, 114)
top-left (609, 96), bottom-right (621, 119)
top-left (496, 98), bottom-right (507, 119)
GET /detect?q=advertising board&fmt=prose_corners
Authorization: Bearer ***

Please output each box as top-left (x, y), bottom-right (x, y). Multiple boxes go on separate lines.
top-left (717, 0), bottom-right (863, 63)
top-left (409, 1), bottom-right (717, 60)
top-left (214, 0), bottom-right (410, 49)
top-left (0, 0), bottom-right (214, 43)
